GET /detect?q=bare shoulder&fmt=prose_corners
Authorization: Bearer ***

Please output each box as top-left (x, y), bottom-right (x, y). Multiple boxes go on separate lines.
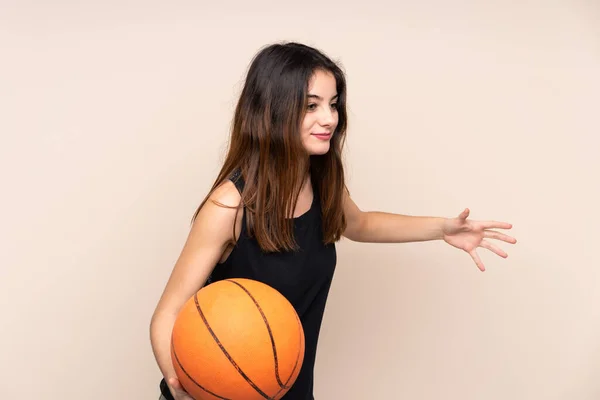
top-left (341, 188), bottom-right (365, 241)
top-left (191, 178), bottom-right (245, 247)
top-left (207, 179), bottom-right (242, 208)
top-left (194, 180), bottom-right (241, 224)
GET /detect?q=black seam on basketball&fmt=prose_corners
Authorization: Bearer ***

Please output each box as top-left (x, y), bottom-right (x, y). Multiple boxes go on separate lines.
top-left (170, 337), bottom-right (231, 400)
top-left (289, 312), bottom-right (304, 384)
top-left (273, 312), bottom-right (304, 399)
top-left (194, 292), bottom-right (273, 399)
top-left (225, 279), bottom-right (293, 390)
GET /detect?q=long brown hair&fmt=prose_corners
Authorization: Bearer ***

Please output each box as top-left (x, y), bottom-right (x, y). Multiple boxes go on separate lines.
top-left (193, 42), bottom-right (348, 252)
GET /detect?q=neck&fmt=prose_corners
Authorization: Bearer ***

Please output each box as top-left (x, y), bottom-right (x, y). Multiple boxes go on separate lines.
top-left (299, 161), bottom-right (311, 184)
top-left (293, 159), bottom-right (311, 195)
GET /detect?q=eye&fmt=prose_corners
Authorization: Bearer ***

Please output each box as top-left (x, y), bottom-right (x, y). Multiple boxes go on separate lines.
top-left (307, 103), bottom-right (317, 111)
top-left (331, 103), bottom-right (338, 110)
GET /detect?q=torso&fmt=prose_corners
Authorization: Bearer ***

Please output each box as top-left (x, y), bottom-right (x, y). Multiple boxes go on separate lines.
top-left (207, 170), bottom-right (337, 400)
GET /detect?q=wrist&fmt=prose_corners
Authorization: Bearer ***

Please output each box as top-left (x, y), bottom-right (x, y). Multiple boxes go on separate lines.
top-left (436, 217), bottom-right (448, 240)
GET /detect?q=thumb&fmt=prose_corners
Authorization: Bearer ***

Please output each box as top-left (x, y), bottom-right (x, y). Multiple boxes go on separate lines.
top-left (168, 377), bottom-right (183, 391)
top-left (168, 377), bottom-right (194, 400)
top-left (458, 208), bottom-right (470, 220)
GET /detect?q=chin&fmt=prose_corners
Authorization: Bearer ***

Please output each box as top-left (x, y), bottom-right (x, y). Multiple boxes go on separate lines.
top-left (306, 144), bottom-right (331, 156)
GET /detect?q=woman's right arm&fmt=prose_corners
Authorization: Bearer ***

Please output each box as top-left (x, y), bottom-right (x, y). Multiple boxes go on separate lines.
top-left (149, 181), bottom-right (241, 398)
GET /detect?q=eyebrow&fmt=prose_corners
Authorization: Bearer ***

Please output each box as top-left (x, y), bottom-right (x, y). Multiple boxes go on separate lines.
top-left (307, 94), bottom-right (339, 101)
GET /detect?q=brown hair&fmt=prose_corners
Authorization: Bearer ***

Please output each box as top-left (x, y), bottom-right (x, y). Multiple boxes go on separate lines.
top-left (193, 42), bottom-right (348, 252)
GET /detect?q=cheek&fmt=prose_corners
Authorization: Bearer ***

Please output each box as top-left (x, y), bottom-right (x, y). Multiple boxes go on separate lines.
top-left (301, 116), bottom-right (314, 137)
top-left (330, 114), bottom-right (340, 132)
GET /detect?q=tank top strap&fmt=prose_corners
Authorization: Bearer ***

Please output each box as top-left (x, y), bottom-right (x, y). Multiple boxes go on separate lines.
top-left (227, 169), bottom-right (249, 240)
top-left (229, 168), bottom-right (245, 194)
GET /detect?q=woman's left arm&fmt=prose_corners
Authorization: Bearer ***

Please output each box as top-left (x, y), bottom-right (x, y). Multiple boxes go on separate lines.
top-left (342, 193), bottom-right (444, 243)
top-left (342, 191), bottom-right (517, 271)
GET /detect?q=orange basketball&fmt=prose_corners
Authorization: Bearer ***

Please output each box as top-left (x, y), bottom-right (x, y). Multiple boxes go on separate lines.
top-left (171, 278), bottom-right (305, 400)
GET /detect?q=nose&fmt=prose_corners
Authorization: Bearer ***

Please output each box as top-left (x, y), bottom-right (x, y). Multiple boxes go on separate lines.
top-left (319, 107), bottom-right (336, 127)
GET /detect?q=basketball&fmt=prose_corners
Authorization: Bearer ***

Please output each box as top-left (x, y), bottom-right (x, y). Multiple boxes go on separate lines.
top-left (171, 278), bottom-right (305, 400)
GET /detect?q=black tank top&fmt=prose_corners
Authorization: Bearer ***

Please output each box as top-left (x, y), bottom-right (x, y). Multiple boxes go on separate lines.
top-left (159, 170), bottom-right (337, 400)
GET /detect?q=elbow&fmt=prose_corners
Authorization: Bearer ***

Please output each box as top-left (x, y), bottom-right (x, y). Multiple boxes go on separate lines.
top-left (149, 309), bottom-right (162, 340)
top-left (149, 307), bottom-right (176, 337)
top-left (149, 308), bottom-right (178, 351)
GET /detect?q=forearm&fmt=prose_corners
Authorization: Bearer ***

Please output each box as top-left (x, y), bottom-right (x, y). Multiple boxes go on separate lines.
top-left (150, 311), bottom-right (179, 383)
top-left (355, 211), bottom-right (446, 243)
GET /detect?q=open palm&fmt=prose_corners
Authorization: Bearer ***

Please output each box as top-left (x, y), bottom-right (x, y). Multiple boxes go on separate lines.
top-left (442, 208), bottom-right (517, 271)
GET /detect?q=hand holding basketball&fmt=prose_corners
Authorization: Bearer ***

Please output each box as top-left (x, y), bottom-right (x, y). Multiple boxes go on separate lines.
top-left (167, 377), bottom-right (195, 400)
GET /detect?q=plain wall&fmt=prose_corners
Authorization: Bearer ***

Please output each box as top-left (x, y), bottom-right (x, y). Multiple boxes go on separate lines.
top-left (1, 1), bottom-right (599, 399)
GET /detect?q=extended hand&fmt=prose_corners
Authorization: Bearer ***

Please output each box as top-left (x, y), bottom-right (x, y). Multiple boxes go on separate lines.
top-left (442, 208), bottom-right (516, 271)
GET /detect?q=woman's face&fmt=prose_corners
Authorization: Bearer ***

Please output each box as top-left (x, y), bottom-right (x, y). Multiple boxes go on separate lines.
top-left (300, 70), bottom-right (339, 156)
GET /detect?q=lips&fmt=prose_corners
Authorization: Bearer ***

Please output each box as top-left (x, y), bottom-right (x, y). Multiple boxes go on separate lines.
top-left (312, 133), bottom-right (331, 140)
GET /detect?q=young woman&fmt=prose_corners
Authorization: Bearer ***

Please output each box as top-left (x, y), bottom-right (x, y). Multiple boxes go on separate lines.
top-left (149, 41), bottom-right (516, 400)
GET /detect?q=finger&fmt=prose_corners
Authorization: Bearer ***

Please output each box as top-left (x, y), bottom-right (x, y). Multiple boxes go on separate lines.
top-left (480, 239), bottom-right (508, 258)
top-left (481, 220), bottom-right (513, 230)
top-left (458, 208), bottom-right (470, 220)
top-left (168, 377), bottom-right (183, 391)
top-left (469, 250), bottom-right (485, 271)
top-left (484, 230), bottom-right (517, 244)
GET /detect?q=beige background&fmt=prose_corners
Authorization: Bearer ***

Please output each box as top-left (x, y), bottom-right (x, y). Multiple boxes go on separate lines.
top-left (1, 1), bottom-right (599, 399)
